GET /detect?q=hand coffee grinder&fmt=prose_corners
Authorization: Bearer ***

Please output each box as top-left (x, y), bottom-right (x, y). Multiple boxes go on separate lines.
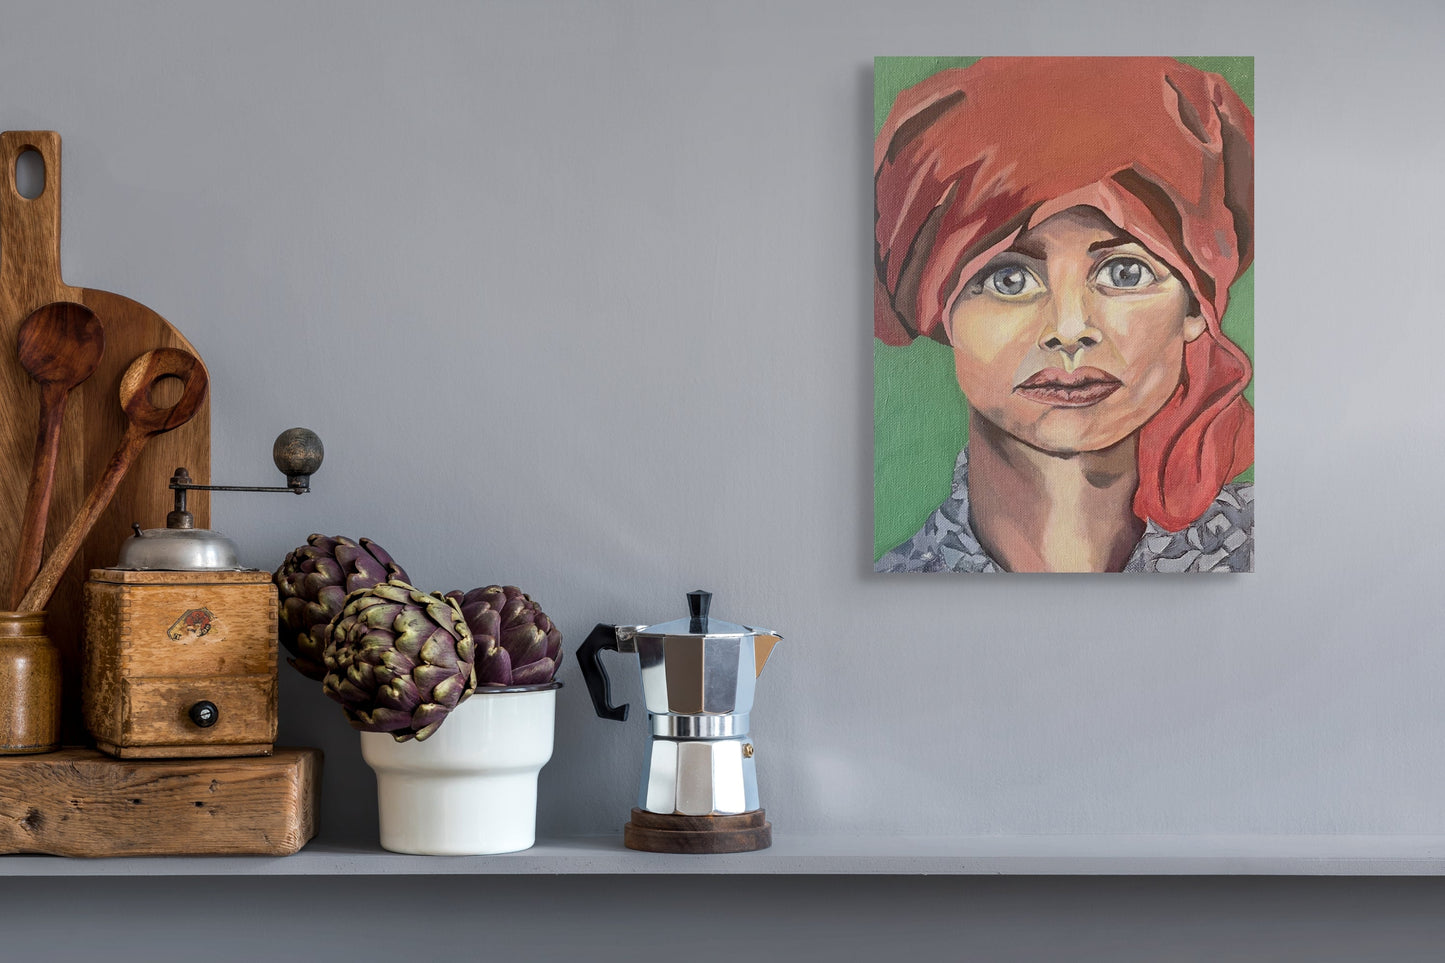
top-left (82, 428), bottom-right (322, 758)
top-left (578, 590), bottom-right (782, 853)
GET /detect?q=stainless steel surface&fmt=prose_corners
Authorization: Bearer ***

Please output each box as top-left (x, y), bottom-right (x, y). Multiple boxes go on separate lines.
top-left (613, 594), bottom-right (779, 816)
top-left (633, 613), bottom-right (756, 638)
top-left (710, 739), bottom-right (746, 814)
top-left (730, 636), bottom-right (757, 714)
top-left (615, 625), bottom-right (643, 654)
top-left (638, 735), bottom-right (759, 815)
top-left (634, 633), bottom-right (764, 715)
top-left (643, 738), bottom-right (679, 813)
top-left (741, 743), bottom-right (759, 809)
top-left (702, 636), bottom-right (741, 713)
top-left (114, 527), bottom-right (244, 571)
top-left (474, 680), bottom-right (563, 695)
top-left (751, 634), bottom-right (782, 678)
top-left (650, 712), bottom-right (750, 739)
top-left (626, 592), bottom-right (778, 642)
top-left (637, 635), bottom-right (670, 715)
top-left (676, 743), bottom-right (714, 815)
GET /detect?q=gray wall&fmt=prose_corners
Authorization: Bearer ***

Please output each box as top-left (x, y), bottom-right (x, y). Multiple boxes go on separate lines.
top-left (2, 0), bottom-right (1442, 957)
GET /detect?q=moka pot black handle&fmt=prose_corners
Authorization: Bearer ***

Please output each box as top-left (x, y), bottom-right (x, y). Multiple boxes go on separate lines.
top-left (576, 622), bottom-right (628, 722)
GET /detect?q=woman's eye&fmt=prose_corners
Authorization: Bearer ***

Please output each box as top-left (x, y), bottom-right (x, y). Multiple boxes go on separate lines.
top-left (985, 266), bottom-right (1038, 297)
top-left (1097, 258), bottom-right (1157, 289)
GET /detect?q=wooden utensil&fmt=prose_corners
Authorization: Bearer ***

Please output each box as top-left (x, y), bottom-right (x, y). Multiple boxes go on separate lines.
top-left (18, 347), bottom-right (208, 612)
top-left (6, 301), bottom-right (104, 609)
top-left (0, 132), bottom-right (210, 741)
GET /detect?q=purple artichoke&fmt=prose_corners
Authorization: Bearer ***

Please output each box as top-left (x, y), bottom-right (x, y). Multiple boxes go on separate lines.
top-left (275, 534), bottom-right (410, 681)
top-left (444, 585), bottom-right (563, 686)
top-left (322, 579), bottom-right (477, 742)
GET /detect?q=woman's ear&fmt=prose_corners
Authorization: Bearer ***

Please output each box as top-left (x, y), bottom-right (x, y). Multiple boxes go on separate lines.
top-left (1184, 315), bottom-right (1206, 343)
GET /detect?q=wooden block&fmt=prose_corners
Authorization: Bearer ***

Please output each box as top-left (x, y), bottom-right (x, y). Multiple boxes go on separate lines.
top-left (624, 807), bottom-right (772, 854)
top-left (0, 747), bottom-right (320, 856)
top-left (84, 569), bottom-right (278, 757)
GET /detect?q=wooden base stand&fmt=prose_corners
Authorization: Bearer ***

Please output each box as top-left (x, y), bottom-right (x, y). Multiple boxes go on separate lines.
top-left (0, 746), bottom-right (320, 856)
top-left (624, 807), bottom-right (772, 854)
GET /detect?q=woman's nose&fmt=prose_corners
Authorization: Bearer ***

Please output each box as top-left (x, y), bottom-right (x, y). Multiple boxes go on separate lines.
top-left (1037, 290), bottom-right (1103, 356)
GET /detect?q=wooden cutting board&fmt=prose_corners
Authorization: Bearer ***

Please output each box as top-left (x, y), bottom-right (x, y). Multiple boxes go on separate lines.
top-left (0, 131), bottom-right (210, 744)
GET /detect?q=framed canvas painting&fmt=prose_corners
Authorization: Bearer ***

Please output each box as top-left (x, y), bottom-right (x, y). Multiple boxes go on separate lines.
top-left (874, 56), bottom-right (1254, 573)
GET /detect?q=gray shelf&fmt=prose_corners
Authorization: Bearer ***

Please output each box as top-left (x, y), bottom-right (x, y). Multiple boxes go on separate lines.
top-left (7, 834), bottom-right (1445, 876)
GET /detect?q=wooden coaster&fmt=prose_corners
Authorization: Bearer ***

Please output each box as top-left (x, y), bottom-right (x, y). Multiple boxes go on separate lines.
top-left (0, 746), bottom-right (320, 856)
top-left (624, 807), bottom-right (772, 854)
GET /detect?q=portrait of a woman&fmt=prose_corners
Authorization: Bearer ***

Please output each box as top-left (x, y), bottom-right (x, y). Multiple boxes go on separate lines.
top-left (874, 57), bottom-right (1254, 573)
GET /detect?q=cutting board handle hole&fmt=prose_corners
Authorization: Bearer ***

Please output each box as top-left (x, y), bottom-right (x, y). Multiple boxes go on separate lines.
top-left (14, 149), bottom-right (44, 200)
top-left (149, 375), bottom-right (185, 407)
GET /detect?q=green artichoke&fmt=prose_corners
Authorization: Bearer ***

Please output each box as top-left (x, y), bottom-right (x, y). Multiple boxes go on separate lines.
top-left (445, 585), bottom-right (563, 686)
top-left (322, 579), bottom-right (477, 742)
top-left (275, 535), bottom-right (410, 680)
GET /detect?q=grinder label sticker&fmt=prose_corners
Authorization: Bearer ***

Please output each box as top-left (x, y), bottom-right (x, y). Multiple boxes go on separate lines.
top-left (167, 607), bottom-right (216, 641)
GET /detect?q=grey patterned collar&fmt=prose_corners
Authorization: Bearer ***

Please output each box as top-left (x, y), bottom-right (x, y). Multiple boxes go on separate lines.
top-left (876, 448), bottom-right (1253, 573)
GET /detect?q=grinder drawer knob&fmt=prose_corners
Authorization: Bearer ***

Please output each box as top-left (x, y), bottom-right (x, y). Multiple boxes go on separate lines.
top-left (188, 701), bottom-right (219, 728)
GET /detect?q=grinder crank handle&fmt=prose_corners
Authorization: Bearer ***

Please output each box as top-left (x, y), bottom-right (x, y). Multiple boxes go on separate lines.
top-left (576, 623), bottom-right (628, 722)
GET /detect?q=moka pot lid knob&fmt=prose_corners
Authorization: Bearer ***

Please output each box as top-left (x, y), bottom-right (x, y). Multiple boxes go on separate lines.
top-left (626, 590), bottom-right (776, 640)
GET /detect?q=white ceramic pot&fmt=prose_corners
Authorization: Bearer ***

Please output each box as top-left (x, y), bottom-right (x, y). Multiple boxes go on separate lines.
top-left (360, 682), bottom-right (559, 855)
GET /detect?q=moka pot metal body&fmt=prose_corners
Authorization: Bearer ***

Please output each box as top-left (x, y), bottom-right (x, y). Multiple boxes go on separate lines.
top-left (578, 591), bottom-right (781, 817)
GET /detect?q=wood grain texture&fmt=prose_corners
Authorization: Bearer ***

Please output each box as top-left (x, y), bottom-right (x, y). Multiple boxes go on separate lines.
top-left (7, 301), bottom-right (103, 608)
top-left (117, 676), bottom-right (276, 749)
top-left (17, 347), bottom-right (208, 612)
top-left (88, 569), bottom-right (276, 585)
top-left (83, 569), bottom-right (277, 757)
top-left (93, 738), bottom-right (275, 759)
top-left (624, 807), bottom-right (773, 854)
top-left (0, 747), bottom-right (320, 856)
top-left (81, 581), bottom-right (121, 744)
top-left (0, 132), bottom-right (210, 742)
top-left (86, 572), bottom-right (275, 676)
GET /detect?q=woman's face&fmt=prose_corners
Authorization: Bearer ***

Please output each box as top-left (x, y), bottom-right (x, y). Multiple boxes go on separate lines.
top-left (948, 206), bottom-right (1206, 455)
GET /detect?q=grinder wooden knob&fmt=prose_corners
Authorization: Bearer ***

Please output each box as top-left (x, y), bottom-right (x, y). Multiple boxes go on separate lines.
top-left (272, 428), bottom-right (323, 491)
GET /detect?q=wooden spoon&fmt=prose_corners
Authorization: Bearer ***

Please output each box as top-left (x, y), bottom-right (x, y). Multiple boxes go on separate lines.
top-left (17, 347), bottom-right (208, 612)
top-left (6, 302), bottom-right (105, 610)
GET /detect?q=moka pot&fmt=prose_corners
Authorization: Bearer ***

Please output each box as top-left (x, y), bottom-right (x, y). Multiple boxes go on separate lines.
top-left (578, 590), bottom-right (781, 820)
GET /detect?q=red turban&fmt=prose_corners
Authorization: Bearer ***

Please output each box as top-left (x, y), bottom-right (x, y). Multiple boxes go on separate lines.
top-left (875, 57), bottom-right (1254, 531)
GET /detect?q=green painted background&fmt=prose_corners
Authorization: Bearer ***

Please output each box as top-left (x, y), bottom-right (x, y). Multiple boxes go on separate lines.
top-left (873, 56), bottom-right (1255, 561)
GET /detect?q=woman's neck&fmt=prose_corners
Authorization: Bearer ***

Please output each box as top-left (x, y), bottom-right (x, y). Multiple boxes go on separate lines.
top-left (966, 419), bottom-right (1144, 573)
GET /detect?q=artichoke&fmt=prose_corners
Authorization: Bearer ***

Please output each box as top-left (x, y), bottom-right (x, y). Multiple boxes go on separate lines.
top-left (445, 585), bottom-right (563, 686)
top-left (322, 578), bottom-right (477, 742)
top-left (275, 535), bottom-right (410, 680)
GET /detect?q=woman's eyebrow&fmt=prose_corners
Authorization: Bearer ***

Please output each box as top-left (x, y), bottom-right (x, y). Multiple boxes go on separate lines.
top-left (1004, 238), bottom-right (1048, 259)
top-left (1087, 235), bottom-right (1143, 253)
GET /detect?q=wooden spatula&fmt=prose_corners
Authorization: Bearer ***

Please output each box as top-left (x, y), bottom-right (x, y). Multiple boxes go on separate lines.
top-left (6, 301), bottom-right (104, 609)
top-left (18, 347), bottom-right (208, 612)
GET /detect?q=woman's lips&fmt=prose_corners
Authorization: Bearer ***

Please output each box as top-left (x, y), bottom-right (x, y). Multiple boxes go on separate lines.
top-left (1014, 366), bottom-right (1123, 407)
